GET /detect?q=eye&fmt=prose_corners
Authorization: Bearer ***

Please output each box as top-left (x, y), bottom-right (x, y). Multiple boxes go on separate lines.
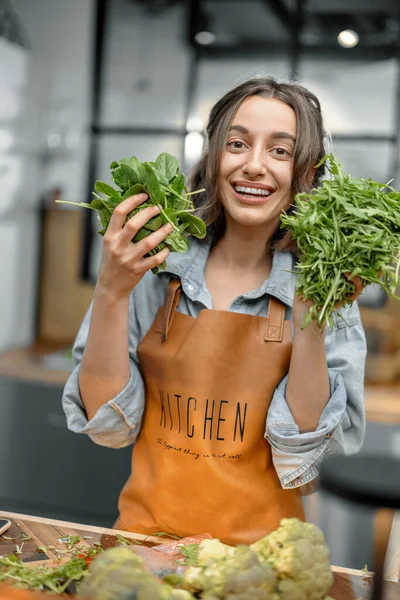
top-left (227, 139), bottom-right (246, 150)
top-left (272, 147), bottom-right (292, 157)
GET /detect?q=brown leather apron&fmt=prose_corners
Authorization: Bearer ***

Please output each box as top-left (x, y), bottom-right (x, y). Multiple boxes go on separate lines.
top-left (116, 279), bottom-right (304, 545)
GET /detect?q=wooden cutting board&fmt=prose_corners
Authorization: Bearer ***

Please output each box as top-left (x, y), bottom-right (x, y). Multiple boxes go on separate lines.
top-left (0, 514), bottom-right (398, 599)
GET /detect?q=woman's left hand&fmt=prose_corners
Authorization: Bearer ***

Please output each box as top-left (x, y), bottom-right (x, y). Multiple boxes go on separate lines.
top-left (292, 273), bottom-right (364, 332)
top-left (341, 272), bottom-right (364, 305)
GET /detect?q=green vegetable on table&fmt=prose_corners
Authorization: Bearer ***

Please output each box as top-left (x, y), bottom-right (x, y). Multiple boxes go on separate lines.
top-left (281, 154), bottom-right (400, 330)
top-left (0, 519), bottom-right (336, 599)
top-left (181, 519), bottom-right (333, 600)
top-left (251, 518), bottom-right (333, 600)
top-left (0, 550), bottom-right (98, 594)
top-left (77, 547), bottom-right (193, 600)
top-left (56, 152), bottom-right (207, 274)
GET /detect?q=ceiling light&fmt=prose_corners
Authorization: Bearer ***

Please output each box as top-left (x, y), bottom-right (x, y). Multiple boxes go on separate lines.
top-left (337, 30), bottom-right (359, 48)
top-left (195, 31), bottom-right (216, 45)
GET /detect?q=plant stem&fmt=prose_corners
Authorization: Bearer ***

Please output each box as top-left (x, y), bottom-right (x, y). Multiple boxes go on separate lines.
top-left (156, 204), bottom-right (179, 232)
top-left (318, 270), bottom-right (342, 327)
top-left (166, 186), bottom-right (191, 205)
top-left (55, 200), bottom-right (96, 210)
top-left (183, 188), bottom-right (206, 196)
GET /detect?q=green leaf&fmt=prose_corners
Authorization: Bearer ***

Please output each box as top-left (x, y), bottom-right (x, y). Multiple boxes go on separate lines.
top-left (125, 156), bottom-right (148, 182)
top-left (133, 227), bottom-right (153, 243)
top-left (180, 543), bottom-right (200, 565)
top-left (121, 183), bottom-right (147, 201)
top-left (143, 214), bottom-right (164, 231)
top-left (165, 230), bottom-right (190, 253)
top-left (143, 163), bottom-right (166, 206)
top-left (94, 180), bottom-right (121, 200)
top-left (169, 172), bottom-right (186, 196)
top-left (89, 197), bottom-right (117, 233)
top-left (111, 162), bottom-right (139, 192)
top-left (177, 212), bottom-right (207, 239)
top-left (155, 153), bottom-right (179, 182)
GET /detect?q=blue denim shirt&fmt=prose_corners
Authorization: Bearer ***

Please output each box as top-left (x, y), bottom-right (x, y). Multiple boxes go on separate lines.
top-left (62, 238), bottom-right (367, 490)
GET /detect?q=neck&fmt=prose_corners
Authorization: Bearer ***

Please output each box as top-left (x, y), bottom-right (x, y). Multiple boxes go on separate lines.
top-left (211, 217), bottom-right (276, 272)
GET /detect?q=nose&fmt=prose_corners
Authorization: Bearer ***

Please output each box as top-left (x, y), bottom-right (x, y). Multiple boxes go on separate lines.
top-left (242, 147), bottom-right (267, 178)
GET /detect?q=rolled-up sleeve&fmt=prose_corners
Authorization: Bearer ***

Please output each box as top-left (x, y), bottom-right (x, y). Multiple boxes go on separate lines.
top-left (62, 289), bottom-right (145, 448)
top-left (266, 302), bottom-right (367, 489)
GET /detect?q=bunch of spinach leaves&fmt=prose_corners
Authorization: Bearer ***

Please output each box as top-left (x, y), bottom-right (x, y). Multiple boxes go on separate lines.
top-left (57, 153), bottom-right (206, 274)
top-left (281, 154), bottom-right (400, 330)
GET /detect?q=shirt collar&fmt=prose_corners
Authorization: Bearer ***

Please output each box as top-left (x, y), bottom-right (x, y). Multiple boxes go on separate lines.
top-left (160, 237), bottom-right (296, 307)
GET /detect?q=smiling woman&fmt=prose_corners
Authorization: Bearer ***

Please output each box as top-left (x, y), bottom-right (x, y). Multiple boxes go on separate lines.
top-left (218, 97), bottom-right (297, 229)
top-left (62, 76), bottom-right (367, 545)
top-left (189, 77), bottom-right (326, 249)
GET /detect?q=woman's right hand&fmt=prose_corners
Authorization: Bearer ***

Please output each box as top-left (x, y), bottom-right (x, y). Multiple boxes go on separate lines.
top-left (97, 192), bottom-right (173, 298)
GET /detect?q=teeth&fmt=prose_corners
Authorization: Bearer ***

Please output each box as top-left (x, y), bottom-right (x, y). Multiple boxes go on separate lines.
top-left (234, 185), bottom-right (271, 196)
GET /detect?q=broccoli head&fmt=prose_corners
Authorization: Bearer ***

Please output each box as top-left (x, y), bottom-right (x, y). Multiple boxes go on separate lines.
top-left (251, 519), bottom-right (334, 600)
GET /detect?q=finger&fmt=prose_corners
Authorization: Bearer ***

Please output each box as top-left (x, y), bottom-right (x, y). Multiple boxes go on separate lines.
top-left (134, 223), bottom-right (174, 258)
top-left (135, 246), bottom-right (171, 274)
top-left (107, 193), bottom-right (149, 234)
top-left (344, 272), bottom-right (364, 294)
top-left (120, 204), bottom-right (162, 244)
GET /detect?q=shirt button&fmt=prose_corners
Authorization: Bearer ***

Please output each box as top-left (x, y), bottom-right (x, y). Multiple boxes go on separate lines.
top-left (187, 284), bottom-right (194, 292)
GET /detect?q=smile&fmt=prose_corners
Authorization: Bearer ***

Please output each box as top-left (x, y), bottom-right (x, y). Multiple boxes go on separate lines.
top-left (231, 183), bottom-right (275, 205)
top-left (234, 185), bottom-right (271, 197)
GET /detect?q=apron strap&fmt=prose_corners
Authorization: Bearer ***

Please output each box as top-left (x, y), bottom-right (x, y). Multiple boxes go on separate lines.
top-left (161, 281), bottom-right (285, 343)
top-left (161, 279), bottom-right (182, 342)
top-left (265, 296), bottom-right (285, 342)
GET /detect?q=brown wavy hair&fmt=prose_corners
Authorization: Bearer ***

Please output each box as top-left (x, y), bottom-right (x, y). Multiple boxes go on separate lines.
top-left (188, 77), bottom-right (326, 253)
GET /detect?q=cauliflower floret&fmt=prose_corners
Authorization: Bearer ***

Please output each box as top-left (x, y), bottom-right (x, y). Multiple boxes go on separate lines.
top-left (137, 582), bottom-right (194, 600)
top-left (251, 519), bottom-right (333, 600)
top-left (183, 540), bottom-right (276, 599)
top-left (197, 539), bottom-right (236, 566)
top-left (77, 547), bottom-right (194, 600)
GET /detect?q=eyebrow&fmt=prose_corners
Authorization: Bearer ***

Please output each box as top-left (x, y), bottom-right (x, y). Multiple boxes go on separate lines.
top-left (229, 125), bottom-right (296, 143)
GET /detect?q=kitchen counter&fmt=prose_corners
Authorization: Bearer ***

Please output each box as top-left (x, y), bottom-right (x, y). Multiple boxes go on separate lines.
top-left (0, 511), bottom-right (399, 599)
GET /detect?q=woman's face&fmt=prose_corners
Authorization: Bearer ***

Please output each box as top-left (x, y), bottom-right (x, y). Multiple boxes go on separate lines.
top-left (217, 95), bottom-right (296, 230)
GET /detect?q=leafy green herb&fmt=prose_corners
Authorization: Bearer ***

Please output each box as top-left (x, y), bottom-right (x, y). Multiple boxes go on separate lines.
top-left (59, 534), bottom-right (81, 550)
top-left (179, 543), bottom-right (199, 565)
top-left (281, 154), bottom-right (400, 329)
top-left (0, 553), bottom-right (92, 594)
top-left (0, 540), bottom-right (104, 594)
top-left (56, 152), bottom-right (206, 274)
top-left (115, 533), bottom-right (139, 546)
top-left (153, 531), bottom-right (182, 540)
top-left (2, 534), bottom-right (31, 542)
top-left (362, 564), bottom-right (370, 573)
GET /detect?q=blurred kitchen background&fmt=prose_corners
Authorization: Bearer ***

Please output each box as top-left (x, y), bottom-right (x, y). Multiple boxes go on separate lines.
top-left (0, 0), bottom-right (399, 571)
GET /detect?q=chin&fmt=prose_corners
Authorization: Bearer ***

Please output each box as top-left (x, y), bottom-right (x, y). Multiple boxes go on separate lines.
top-left (224, 204), bottom-right (277, 229)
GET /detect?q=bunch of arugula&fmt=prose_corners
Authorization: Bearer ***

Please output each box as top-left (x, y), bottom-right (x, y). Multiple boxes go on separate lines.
top-left (57, 152), bottom-right (206, 274)
top-left (0, 533), bottom-right (141, 594)
top-left (280, 154), bottom-right (400, 330)
top-left (0, 548), bottom-right (100, 594)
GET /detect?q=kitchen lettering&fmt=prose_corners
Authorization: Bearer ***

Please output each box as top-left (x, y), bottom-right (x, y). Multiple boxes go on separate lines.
top-left (158, 390), bottom-right (248, 442)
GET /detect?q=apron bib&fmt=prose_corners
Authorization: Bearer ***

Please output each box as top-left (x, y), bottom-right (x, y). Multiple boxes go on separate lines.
top-left (116, 279), bottom-right (304, 545)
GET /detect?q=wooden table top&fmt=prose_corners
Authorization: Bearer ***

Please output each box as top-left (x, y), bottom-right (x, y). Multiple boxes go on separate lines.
top-left (0, 511), bottom-right (399, 599)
